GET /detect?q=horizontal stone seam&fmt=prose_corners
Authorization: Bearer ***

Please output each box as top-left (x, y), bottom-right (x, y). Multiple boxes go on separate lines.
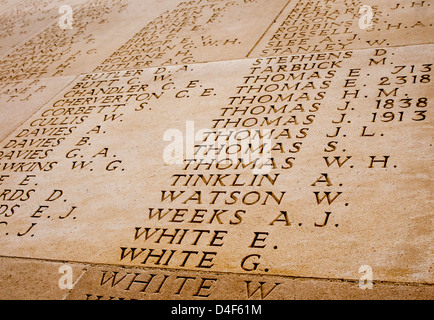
top-left (0, 254), bottom-right (432, 288)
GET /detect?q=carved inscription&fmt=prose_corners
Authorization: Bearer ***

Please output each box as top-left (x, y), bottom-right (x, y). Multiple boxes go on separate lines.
top-left (0, 0), bottom-right (432, 300)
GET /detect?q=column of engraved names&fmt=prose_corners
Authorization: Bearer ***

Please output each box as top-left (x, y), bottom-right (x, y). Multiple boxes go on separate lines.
top-left (95, 0), bottom-right (285, 72)
top-left (0, 0), bottom-right (75, 55)
top-left (209, 52), bottom-right (354, 273)
top-left (0, 69), bottom-right (169, 241)
top-left (250, 0), bottom-right (433, 58)
top-left (0, 0), bottom-right (129, 82)
top-left (119, 51), bottom-right (356, 274)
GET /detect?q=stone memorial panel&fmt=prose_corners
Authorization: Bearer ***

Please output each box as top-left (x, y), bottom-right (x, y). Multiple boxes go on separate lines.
top-left (0, 0), bottom-right (432, 300)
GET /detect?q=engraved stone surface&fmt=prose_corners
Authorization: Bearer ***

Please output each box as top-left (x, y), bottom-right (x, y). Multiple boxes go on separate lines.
top-left (0, 0), bottom-right (432, 300)
top-left (0, 257), bottom-right (86, 300)
top-left (249, 0), bottom-right (434, 57)
top-left (0, 76), bottom-right (75, 141)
